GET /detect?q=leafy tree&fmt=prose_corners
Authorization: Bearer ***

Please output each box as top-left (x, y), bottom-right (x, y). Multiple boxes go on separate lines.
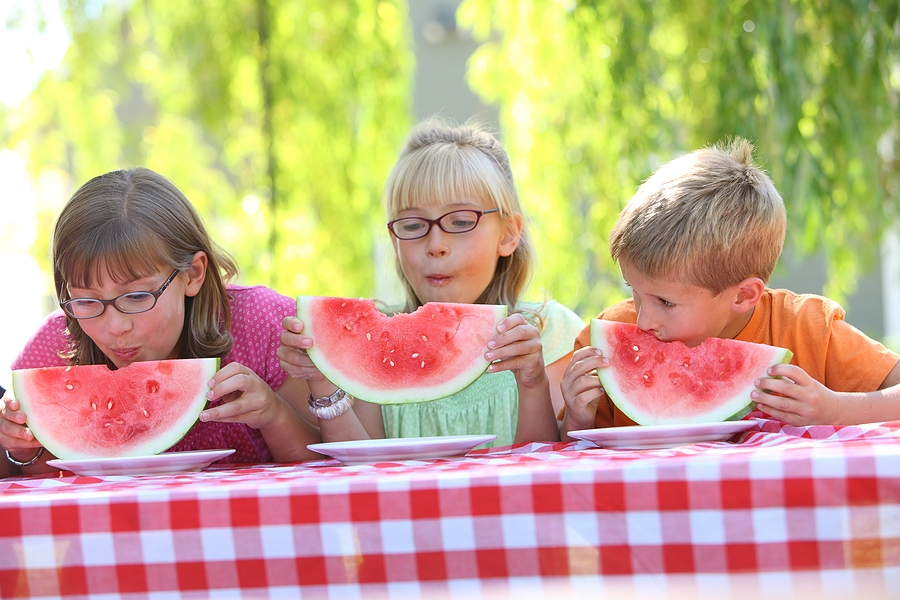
top-left (459, 0), bottom-right (900, 314)
top-left (6, 0), bottom-right (414, 297)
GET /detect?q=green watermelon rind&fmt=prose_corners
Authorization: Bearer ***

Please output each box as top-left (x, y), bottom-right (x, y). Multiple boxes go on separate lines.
top-left (12, 357), bottom-right (219, 460)
top-left (297, 296), bottom-right (508, 405)
top-left (590, 319), bottom-right (793, 426)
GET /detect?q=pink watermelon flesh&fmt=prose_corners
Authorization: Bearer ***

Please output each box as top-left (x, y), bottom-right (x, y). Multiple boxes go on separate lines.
top-left (591, 320), bottom-right (793, 426)
top-left (12, 358), bottom-right (218, 459)
top-left (297, 296), bottom-right (507, 404)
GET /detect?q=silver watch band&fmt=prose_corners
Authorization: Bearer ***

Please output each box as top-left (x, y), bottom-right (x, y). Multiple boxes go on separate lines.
top-left (308, 388), bottom-right (354, 420)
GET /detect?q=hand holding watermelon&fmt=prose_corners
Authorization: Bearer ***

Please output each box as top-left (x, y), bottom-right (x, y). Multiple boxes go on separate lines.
top-left (200, 361), bottom-right (300, 431)
top-left (751, 363), bottom-right (843, 425)
top-left (559, 346), bottom-right (610, 433)
top-left (0, 391), bottom-right (45, 470)
top-left (277, 316), bottom-right (328, 386)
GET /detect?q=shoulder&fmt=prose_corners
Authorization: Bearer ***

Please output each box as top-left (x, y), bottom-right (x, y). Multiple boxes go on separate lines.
top-left (763, 288), bottom-right (846, 323)
top-left (227, 284), bottom-right (296, 317)
top-left (12, 311), bottom-right (71, 369)
top-left (598, 298), bottom-right (638, 324)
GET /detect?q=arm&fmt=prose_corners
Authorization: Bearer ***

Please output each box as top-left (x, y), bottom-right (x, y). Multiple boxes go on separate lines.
top-left (277, 316), bottom-right (385, 442)
top-left (200, 363), bottom-right (324, 462)
top-left (753, 360), bottom-right (900, 426)
top-left (484, 313), bottom-right (558, 443)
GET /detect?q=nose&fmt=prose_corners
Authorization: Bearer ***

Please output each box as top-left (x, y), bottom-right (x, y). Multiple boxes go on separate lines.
top-left (634, 301), bottom-right (656, 333)
top-left (424, 225), bottom-right (449, 257)
top-left (101, 308), bottom-right (134, 337)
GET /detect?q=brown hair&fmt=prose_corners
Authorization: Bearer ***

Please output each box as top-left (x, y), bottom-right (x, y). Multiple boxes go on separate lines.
top-left (609, 137), bottom-right (786, 295)
top-left (383, 120), bottom-right (535, 317)
top-left (53, 167), bottom-right (238, 367)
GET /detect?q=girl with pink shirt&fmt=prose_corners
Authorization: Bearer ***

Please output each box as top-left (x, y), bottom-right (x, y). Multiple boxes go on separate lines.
top-left (0, 168), bottom-right (321, 476)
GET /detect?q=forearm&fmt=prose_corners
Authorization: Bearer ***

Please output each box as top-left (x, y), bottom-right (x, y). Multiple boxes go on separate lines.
top-left (514, 376), bottom-right (559, 443)
top-left (260, 398), bottom-right (324, 462)
top-left (832, 388), bottom-right (900, 426)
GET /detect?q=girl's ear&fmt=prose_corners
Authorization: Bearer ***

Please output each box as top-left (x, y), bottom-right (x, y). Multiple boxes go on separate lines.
top-left (732, 277), bottom-right (765, 313)
top-left (184, 251), bottom-right (208, 298)
top-left (498, 213), bottom-right (523, 257)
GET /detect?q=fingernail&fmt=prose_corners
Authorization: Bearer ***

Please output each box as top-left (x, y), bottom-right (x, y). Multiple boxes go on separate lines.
top-left (485, 352), bottom-right (495, 360)
top-left (206, 390), bottom-right (214, 399)
top-left (199, 411), bottom-right (209, 422)
top-left (750, 391), bottom-right (759, 399)
top-left (487, 340), bottom-right (496, 350)
top-left (754, 379), bottom-right (761, 386)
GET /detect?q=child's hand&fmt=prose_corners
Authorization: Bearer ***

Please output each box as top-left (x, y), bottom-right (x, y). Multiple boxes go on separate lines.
top-left (200, 362), bottom-right (287, 430)
top-left (277, 316), bottom-right (327, 384)
top-left (485, 313), bottom-right (546, 389)
top-left (751, 363), bottom-right (841, 425)
top-left (0, 392), bottom-right (44, 459)
top-left (560, 346), bottom-right (609, 433)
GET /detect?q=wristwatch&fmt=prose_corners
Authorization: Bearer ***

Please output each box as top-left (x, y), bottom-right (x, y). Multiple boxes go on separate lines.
top-left (308, 388), bottom-right (354, 420)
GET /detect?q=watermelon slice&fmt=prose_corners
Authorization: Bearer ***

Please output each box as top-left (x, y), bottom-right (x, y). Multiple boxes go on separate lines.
top-left (12, 358), bottom-right (218, 459)
top-left (297, 296), bottom-right (507, 404)
top-left (591, 320), bottom-right (793, 425)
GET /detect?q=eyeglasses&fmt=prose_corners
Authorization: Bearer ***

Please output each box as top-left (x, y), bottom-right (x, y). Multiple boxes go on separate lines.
top-left (387, 208), bottom-right (499, 240)
top-left (60, 269), bottom-right (181, 320)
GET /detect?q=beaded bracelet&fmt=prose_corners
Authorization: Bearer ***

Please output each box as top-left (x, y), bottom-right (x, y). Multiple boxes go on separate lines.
top-left (5, 447), bottom-right (44, 467)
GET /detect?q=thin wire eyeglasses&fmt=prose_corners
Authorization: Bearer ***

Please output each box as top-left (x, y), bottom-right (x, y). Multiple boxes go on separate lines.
top-left (387, 208), bottom-right (500, 240)
top-left (60, 269), bottom-right (181, 320)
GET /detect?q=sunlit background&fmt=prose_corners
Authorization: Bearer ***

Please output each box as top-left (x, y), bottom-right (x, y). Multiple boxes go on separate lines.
top-left (2, 0), bottom-right (899, 389)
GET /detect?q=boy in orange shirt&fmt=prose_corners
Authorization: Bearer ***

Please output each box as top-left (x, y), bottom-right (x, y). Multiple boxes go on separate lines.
top-left (560, 138), bottom-right (900, 438)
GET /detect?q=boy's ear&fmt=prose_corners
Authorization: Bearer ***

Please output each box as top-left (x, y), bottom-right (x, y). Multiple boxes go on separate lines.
top-left (184, 251), bottom-right (208, 298)
top-left (732, 277), bottom-right (765, 313)
top-left (498, 214), bottom-right (523, 257)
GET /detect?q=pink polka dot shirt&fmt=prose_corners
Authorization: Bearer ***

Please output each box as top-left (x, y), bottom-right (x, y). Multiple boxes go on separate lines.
top-left (11, 285), bottom-right (297, 465)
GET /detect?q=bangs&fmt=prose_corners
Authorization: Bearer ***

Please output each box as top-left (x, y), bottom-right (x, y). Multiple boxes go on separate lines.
top-left (385, 143), bottom-right (513, 217)
top-left (57, 218), bottom-right (171, 291)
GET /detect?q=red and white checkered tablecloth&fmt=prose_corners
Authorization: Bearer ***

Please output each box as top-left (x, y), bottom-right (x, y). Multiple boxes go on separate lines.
top-left (2, 417), bottom-right (899, 599)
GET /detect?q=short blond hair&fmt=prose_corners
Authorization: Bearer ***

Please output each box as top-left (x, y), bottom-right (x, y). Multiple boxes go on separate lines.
top-left (609, 138), bottom-right (786, 295)
top-left (383, 119), bottom-right (534, 315)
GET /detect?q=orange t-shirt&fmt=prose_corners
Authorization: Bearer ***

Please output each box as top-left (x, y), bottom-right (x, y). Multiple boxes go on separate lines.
top-left (574, 288), bottom-right (900, 428)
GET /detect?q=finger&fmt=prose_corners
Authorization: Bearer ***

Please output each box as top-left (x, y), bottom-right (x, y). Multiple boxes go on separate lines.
top-left (282, 316), bottom-right (305, 333)
top-left (208, 370), bottom-right (257, 402)
top-left (495, 313), bottom-right (527, 334)
top-left (201, 398), bottom-right (253, 422)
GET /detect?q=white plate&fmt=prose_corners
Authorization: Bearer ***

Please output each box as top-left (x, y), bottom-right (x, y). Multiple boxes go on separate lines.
top-left (47, 449), bottom-right (236, 476)
top-left (568, 421), bottom-right (757, 449)
top-left (308, 434), bottom-right (497, 465)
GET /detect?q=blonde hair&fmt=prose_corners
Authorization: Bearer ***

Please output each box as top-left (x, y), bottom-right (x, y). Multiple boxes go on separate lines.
top-left (53, 167), bottom-right (239, 367)
top-left (384, 120), bottom-right (535, 316)
top-left (609, 137), bottom-right (786, 295)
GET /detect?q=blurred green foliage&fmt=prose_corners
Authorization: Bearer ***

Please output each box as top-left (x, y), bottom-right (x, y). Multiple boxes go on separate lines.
top-left (3, 0), bottom-right (898, 317)
top-left (460, 0), bottom-right (900, 314)
top-left (5, 0), bottom-right (414, 298)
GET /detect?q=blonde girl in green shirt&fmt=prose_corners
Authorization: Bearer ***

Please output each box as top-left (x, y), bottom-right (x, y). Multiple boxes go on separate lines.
top-left (278, 120), bottom-right (584, 447)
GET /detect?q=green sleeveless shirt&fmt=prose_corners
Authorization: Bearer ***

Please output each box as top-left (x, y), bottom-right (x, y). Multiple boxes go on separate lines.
top-left (380, 300), bottom-right (585, 447)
